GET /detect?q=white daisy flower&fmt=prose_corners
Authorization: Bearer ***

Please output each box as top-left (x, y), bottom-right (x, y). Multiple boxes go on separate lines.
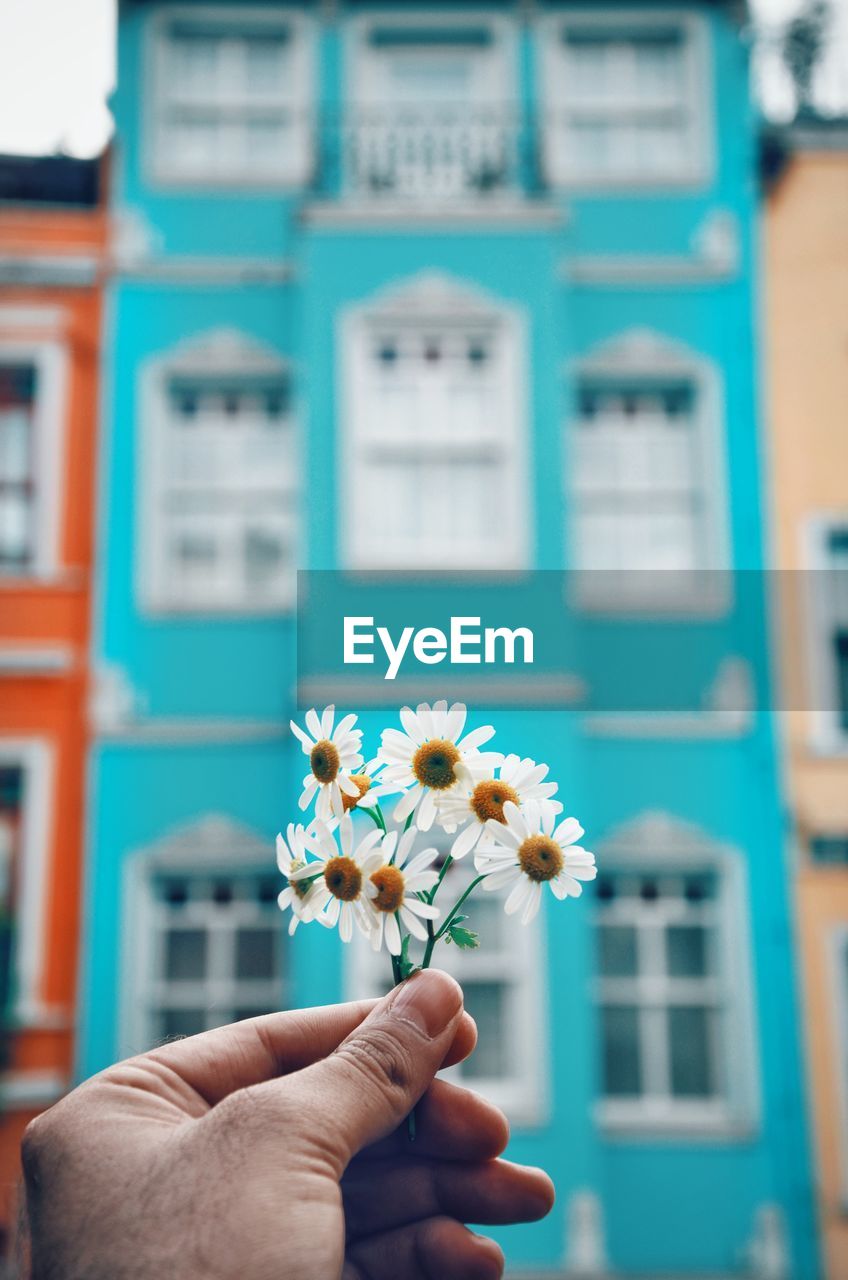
top-left (363, 826), bottom-right (442, 956)
top-left (276, 823), bottom-right (324, 935)
top-left (290, 705), bottom-right (364, 821)
top-left (377, 700), bottom-right (502, 832)
top-left (475, 800), bottom-right (596, 925)
top-left (290, 816), bottom-right (380, 943)
top-left (437, 754), bottom-right (563, 860)
top-left (337, 758), bottom-right (399, 816)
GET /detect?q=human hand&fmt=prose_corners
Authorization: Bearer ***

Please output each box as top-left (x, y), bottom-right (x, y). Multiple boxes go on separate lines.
top-left (21, 970), bottom-right (554, 1279)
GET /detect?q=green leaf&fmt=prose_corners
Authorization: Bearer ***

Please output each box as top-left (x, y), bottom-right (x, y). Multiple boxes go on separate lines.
top-left (445, 924), bottom-right (480, 950)
top-left (398, 932), bottom-right (420, 980)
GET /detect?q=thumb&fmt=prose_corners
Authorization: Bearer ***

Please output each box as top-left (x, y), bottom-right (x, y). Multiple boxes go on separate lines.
top-left (279, 969), bottom-right (464, 1168)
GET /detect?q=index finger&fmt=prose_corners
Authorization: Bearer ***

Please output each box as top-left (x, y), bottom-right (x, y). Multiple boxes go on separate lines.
top-left (131, 998), bottom-right (477, 1107)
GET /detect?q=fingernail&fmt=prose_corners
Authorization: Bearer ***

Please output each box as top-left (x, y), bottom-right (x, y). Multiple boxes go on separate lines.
top-left (389, 969), bottom-right (462, 1039)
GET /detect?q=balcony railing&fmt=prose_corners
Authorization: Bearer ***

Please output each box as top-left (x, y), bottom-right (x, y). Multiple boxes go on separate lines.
top-left (315, 107), bottom-right (541, 202)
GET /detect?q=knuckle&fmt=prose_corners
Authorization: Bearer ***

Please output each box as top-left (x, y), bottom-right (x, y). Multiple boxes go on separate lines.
top-left (20, 1109), bottom-right (59, 1180)
top-left (335, 1027), bottom-right (417, 1099)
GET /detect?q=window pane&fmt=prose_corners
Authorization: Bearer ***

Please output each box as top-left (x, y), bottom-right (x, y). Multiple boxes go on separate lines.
top-left (164, 928), bottom-right (207, 981)
top-left (666, 925), bottom-right (709, 978)
top-left (461, 982), bottom-right (507, 1080)
top-left (159, 1007), bottom-right (207, 1039)
top-left (235, 927), bottom-right (277, 981)
top-left (601, 1005), bottom-right (642, 1096)
top-left (668, 1006), bottom-right (715, 1097)
top-left (599, 925), bottom-right (638, 976)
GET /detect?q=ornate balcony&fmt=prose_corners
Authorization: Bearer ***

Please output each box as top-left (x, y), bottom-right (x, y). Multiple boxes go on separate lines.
top-left (316, 107), bottom-right (538, 202)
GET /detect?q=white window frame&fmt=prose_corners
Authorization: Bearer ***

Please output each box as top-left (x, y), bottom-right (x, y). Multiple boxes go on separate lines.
top-left (344, 11), bottom-right (518, 203)
top-left (566, 328), bottom-right (731, 614)
top-left (829, 926), bottom-right (848, 1204)
top-left (119, 814), bottom-right (285, 1058)
top-left (0, 738), bottom-right (53, 1026)
top-left (0, 313), bottom-right (69, 580)
top-left (802, 514), bottom-right (848, 755)
top-left (345, 847), bottom-right (548, 1128)
top-left (340, 272), bottom-right (530, 571)
top-left (593, 812), bottom-right (760, 1138)
top-left (538, 8), bottom-right (713, 190)
top-left (146, 5), bottom-right (315, 189)
top-left (138, 328), bottom-right (299, 616)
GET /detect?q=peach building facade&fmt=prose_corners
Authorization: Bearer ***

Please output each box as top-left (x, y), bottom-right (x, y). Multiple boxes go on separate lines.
top-left (765, 119), bottom-right (848, 1280)
top-left (0, 155), bottom-right (105, 1248)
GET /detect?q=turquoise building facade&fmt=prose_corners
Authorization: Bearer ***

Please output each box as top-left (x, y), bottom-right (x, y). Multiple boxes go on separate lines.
top-left (81, 3), bottom-right (820, 1275)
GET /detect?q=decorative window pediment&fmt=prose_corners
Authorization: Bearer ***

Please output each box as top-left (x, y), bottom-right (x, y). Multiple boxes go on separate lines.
top-left (597, 810), bottom-right (727, 863)
top-left (139, 813), bottom-right (272, 872)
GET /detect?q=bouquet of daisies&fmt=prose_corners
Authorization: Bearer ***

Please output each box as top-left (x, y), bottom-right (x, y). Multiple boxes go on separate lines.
top-left (277, 700), bottom-right (596, 986)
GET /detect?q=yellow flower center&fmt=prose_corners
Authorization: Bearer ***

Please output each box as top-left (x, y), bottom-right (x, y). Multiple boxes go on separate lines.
top-left (288, 858), bottom-right (311, 901)
top-left (412, 738), bottom-right (461, 791)
top-left (324, 856), bottom-right (362, 901)
top-left (369, 865), bottom-right (406, 913)
top-left (310, 739), bottom-right (340, 784)
top-left (517, 835), bottom-right (563, 883)
top-left (341, 774), bottom-right (372, 812)
top-left (470, 779), bottom-right (520, 825)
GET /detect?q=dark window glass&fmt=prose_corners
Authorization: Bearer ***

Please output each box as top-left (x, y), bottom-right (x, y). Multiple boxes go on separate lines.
top-left (601, 1006), bottom-right (641, 1096)
top-left (164, 928), bottom-right (207, 981)
top-left (159, 1008), bottom-right (206, 1040)
top-left (669, 1006), bottom-right (715, 1097)
top-left (235, 927), bottom-right (276, 981)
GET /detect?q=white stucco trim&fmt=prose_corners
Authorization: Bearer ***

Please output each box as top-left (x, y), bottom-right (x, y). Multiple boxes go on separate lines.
top-left (144, 5), bottom-right (316, 191)
top-left (565, 327), bottom-right (732, 614)
top-left (0, 326), bottom-right (70, 580)
top-left (537, 7), bottom-right (715, 192)
top-left (801, 512), bottom-right (848, 756)
top-left (0, 738), bottom-right (54, 1025)
top-left (119, 814), bottom-right (276, 1058)
top-left (593, 811), bottom-right (762, 1140)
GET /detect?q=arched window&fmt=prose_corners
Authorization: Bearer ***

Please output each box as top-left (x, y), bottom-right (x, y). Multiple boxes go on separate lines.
top-left (341, 273), bottom-right (529, 570)
top-left (593, 812), bottom-right (759, 1135)
top-left (121, 816), bottom-right (288, 1056)
top-left (567, 329), bottom-right (730, 606)
top-left (139, 329), bottom-right (298, 612)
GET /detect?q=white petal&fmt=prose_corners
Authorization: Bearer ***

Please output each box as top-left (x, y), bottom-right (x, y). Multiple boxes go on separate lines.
top-left (555, 817), bottom-right (585, 847)
top-left (339, 902), bottom-right (353, 942)
top-left (395, 826), bottom-right (417, 869)
top-left (403, 898), bottom-right (440, 920)
top-left (290, 720), bottom-right (313, 752)
top-left (334, 712), bottom-right (358, 739)
top-left (418, 788), bottom-right (438, 831)
top-left (338, 773), bottom-right (359, 798)
top-left (416, 702), bottom-right (436, 739)
top-left (445, 702), bottom-right (466, 742)
top-left (521, 882), bottom-right (543, 924)
top-left (484, 817), bottom-right (520, 849)
top-left (394, 785), bottom-right (421, 823)
top-left (400, 705), bottom-right (426, 745)
top-left (404, 848), bottom-right (439, 879)
top-left (330, 781), bottom-right (345, 821)
top-left (339, 813), bottom-right (353, 857)
top-left (321, 705), bottom-right (335, 738)
top-left (451, 823), bottom-right (481, 860)
top-left (400, 906), bottom-right (429, 940)
top-left (505, 876), bottom-right (533, 915)
top-left (370, 914), bottom-right (385, 952)
top-left (304, 707), bottom-right (321, 739)
top-left (502, 800), bottom-right (528, 840)
top-left (480, 865), bottom-right (521, 891)
top-left (385, 912), bottom-right (402, 955)
top-left (405, 869), bottom-right (439, 892)
top-left (457, 724), bottom-right (496, 753)
top-left (298, 780), bottom-right (318, 811)
top-left (381, 831), bottom-right (398, 860)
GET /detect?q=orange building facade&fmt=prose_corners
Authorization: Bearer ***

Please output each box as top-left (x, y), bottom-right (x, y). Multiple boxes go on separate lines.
top-left (0, 155), bottom-right (104, 1245)
top-left (765, 119), bottom-right (848, 1280)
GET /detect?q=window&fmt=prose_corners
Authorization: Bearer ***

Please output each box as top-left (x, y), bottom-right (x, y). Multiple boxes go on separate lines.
top-left (567, 331), bottom-right (729, 606)
top-left (593, 815), bottom-right (757, 1133)
top-left (345, 16), bottom-right (517, 200)
top-left (147, 869), bottom-right (285, 1042)
top-left (0, 333), bottom-right (66, 579)
top-left (142, 332), bottom-right (298, 612)
top-left (0, 364), bottom-right (36, 572)
top-left (342, 275), bottom-right (528, 569)
top-left (810, 834), bottom-right (848, 864)
top-left (806, 520), bottom-right (848, 749)
top-left (347, 850), bottom-right (546, 1125)
top-left (541, 14), bottom-right (709, 186)
top-left (150, 8), bottom-right (313, 185)
top-left (0, 766), bottom-right (23, 1047)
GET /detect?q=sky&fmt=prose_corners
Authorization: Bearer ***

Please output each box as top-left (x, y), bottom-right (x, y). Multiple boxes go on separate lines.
top-left (0, 0), bottom-right (846, 158)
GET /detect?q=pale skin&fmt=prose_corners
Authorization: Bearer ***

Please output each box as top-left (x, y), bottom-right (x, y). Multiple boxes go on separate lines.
top-left (21, 970), bottom-right (554, 1280)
